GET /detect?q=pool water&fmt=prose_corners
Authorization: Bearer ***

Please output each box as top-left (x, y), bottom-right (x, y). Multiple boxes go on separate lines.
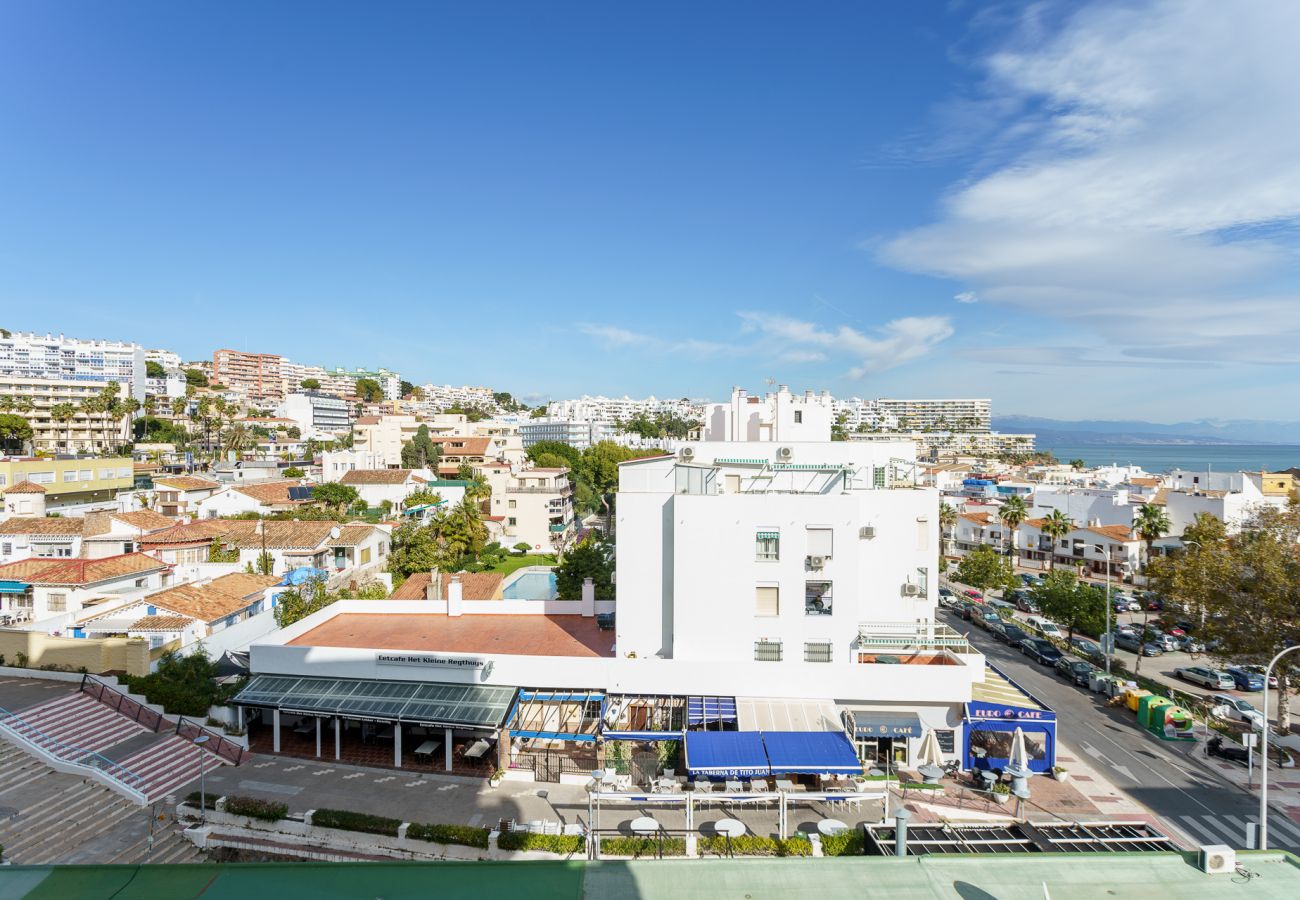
top-left (503, 570), bottom-right (558, 600)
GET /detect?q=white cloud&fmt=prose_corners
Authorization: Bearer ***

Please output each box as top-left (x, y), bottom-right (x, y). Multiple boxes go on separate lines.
top-left (577, 323), bottom-right (733, 358)
top-left (739, 313), bottom-right (953, 377)
top-left (954, 291), bottom-right (979, 304)
top-left (879, 0), bottom-right (1300, 365)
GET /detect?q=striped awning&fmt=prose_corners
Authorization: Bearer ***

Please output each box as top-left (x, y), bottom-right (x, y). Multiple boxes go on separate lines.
top-left (755, 531), bottom-right (780, 540)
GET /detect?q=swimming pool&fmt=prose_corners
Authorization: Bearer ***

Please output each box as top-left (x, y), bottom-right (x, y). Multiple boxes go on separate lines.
top-left (502, 570), bottom-right (558, 600)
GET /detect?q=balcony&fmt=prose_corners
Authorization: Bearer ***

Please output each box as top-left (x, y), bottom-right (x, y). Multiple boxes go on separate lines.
top-left (856, 621), bottom-right (972, 654)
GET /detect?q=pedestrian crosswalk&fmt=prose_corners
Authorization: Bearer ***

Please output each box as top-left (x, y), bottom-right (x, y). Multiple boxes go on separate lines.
top-left (1171, 811), bottom-right (1300, 852)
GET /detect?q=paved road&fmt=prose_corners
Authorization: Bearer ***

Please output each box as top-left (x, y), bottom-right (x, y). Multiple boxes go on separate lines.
top-left (941, 606), bottom-right (1300, 854)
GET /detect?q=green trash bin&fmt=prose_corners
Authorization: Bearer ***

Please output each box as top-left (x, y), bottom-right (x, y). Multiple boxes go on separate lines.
top-left (1138, 695), bottom-right (1173, 733)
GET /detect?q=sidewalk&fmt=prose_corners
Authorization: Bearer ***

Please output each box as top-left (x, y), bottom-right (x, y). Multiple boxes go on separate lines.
top-left (1173, 731), bottom-right (1300, 828)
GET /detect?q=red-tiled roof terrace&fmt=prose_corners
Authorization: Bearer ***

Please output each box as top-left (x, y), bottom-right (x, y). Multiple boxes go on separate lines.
top-left (287, 613), bottom-right (614, 658)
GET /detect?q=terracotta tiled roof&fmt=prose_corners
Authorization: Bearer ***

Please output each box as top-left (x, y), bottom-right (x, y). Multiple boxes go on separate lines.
top-left (340, 469), bottom-right (415, 485)
top-left (959, 512), bottom-right (993, 526)
top-left (142, 579), bottom-right (266, 623)
top-left (1129, 477), bottom-right (1160, 486)
top-left (1150, 488), bottom-right (1169, 506)
top-left (330, 524), bottom-right (378, 547)
top-left (231, 480), bottom-right (306, 505)
top-left (138, 520), bottom-right (241, 546)
top-left (441, 572), bottom-right (503, 601)
top-left (0, 552), bottom-right (168, 586)
top-left (224, 520), bottom-right (339, 550)
top-left (205, 572), bottom-right (280, 597)
top-left (0, 517), bottom-right (85, 536)
top-left (1022, 517), bottom-right (1048, 529)
top-left (428, 437), bottom-right (491, 456)
top-left (127, 614), bottom-right (194, 632)
top-left (110, 510), bottom-right (176, 532)
top-left (2, 481), bottom-right (46, 494)
top-left (153, 476), bottom-right (221, 492)
top-left (355, 416), bottom-right (381, 425)
top-left (1087, 524), bottom-right (1139, 543)
top-left (389, 572), bottom-right (432, 600)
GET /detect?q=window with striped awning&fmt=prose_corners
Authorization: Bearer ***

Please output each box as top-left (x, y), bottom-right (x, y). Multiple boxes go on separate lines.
top-left (755, 530), bottom-right (780, 561)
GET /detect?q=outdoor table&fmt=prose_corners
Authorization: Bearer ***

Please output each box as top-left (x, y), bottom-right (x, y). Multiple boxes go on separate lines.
top-left (376, 725), bottom-right (395, 741)
top-left (631, 816), bottom-right (660, 835)
top-left (818, 819), bottom-right (849, 837)
top-left (464, 739), bottom-right (491, 759)
top-left (917, 764), bottom-right (945, 784)
top-left (977, 770), bottom-right (998, 790)
top-left (413, 739), bottom-right (441, 759)
top-left (715, 818), bottom-right (746, 837)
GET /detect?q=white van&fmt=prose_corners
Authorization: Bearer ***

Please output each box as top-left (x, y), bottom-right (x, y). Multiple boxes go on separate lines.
top-left (1025, 617), bottom-right (1062, 638)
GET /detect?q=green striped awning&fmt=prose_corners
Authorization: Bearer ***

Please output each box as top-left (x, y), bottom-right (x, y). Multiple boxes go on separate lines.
top-left (755, 531), bottom-right (780, 540)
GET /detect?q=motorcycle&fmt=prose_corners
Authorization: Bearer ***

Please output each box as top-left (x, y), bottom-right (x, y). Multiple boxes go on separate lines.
top-left (1207, 735), bottom-right (1250, 765)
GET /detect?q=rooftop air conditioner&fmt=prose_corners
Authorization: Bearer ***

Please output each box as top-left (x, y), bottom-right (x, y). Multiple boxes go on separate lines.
top-left (678, 447), bottom-right (695, 462)
top-left (901, 583), bottom-right (922, 597)
top-left (807, 555), bottom-right (826, 569)
top-left (859, 525), bottom-right (876, 540)
top-left (1198, 845), bottom-right (1235, 874)
top-left (777, 446), bottom-right (794, 461)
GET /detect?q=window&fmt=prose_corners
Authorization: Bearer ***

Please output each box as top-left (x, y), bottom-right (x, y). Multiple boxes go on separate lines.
top-left (508, 499), bottom-right (516, 509)
top-left (379, 543), bottom-right (387, 557)
top-left (360, 548), bottom-right (371, 564)
top-left (754, 640), bottom-right (783, 662)
top-left (30, 472), bottom-right (54, 484)
top-left (917, 519), bottom-right (929, 551)
top-left (755, 531), bottom-right (779, 561)
top-left (873, 467), bottom-right (886, 489)
top-left (804, 641), bottom-right (832, 663)
top-left (62, 470), bottom-right (77, 483)
top-left (916, 567), bottom-right (929, 596)
top-left (806, 527), bottom-right (833, 558)
top-left (755, 585), bottom-right (779, 616)
top-left (1, 543), bottom-right (10, 556)
top-left (507, 517), bottom-right (517, 526)
top-left (1060, 540), bottom-right (1069, 549)
top-left (99, 470), bottom-right (113, 480)
top-left (805, 581), bottom-right (832, 615)
top-left (79, 470), bottom-right (92, 481)
top-left (794, 410), bottom-right (803, 424)
top-left (122, 542), bottom-right (135, 554)
top-left (47, 593), bottom-right (67, 613)
top-left (936, 729), bottom-right (955, 754)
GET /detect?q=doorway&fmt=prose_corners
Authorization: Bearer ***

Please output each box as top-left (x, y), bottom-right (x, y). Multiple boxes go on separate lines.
top-left (856, 737), bottom-right (909, 768)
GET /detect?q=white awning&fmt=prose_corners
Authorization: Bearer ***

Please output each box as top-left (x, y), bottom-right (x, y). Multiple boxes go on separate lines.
top-left (735, 697), bottom-right (841, 732)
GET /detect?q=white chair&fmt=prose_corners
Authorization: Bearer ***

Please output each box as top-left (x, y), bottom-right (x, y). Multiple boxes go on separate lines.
top-left (664, 769), bottom-right (675, 778)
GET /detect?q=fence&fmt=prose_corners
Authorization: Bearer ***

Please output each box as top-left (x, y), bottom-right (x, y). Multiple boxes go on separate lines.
top-left (512, 749), bottom-right (597, 782)
top-left (79, 673), bottom-right (163, 732)
top-left (176, 715), bottom-right (247, 765)
top-left (0, 703), bottom-right (147, 800)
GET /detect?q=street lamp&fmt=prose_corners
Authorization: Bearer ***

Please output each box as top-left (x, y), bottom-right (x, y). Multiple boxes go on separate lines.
top-left (1258, 645), bottom-right (1300, 850)
top-left (193, 735), bottom-right (210, 825)
top-left (1099, 546), bottom-right (1132, 675)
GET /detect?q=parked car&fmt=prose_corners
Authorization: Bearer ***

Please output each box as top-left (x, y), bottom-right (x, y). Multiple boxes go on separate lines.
top-left (1237, 664), bottom-right (1278, 689)
top-left (1143, 630), bottom-right (1180, 652)
top-left (998, 624), bottom-right (1030, 645)
top-left (973, 608), bottom-right (1002, 630)
top-left (987, 598), bottom-right (1018, 614)
top-left (1019, 573), bottom-right (1041, 587)
top-left (1210, 694), bottom-right (1266, 730)
top-left (1174, 635), bottom-right (1205, 653)
top-left (1015, 595), bottom-right (1040, 614)
top-left (1055, 657), bottom-right (1095, 685)
top-left (963, 589), bottom-right (984, 601)
top-left (1115, 594), bottom-right (1142, 612)
top-left (1021, 638), bottom-right (1064, 665)
top-left (959, 601), bottom-right (980, 621)
top-left (1144, 593), bottom-right (1165, 611)
top-left (1025, 617), bottom-right (1062, 639)
top-left (1175, 666), bottom-right (1236, 690)
top-left (939, 587), bottom-right (955, 599)
top-left (1069, 637), bottom-right (1103, 659)
top-left (1115, 623), bottom-right (1140, 637)
top-left (1113, 631), bottom-right (1163, 656)
top-left (1225, 666), bottom-right (1266, 691)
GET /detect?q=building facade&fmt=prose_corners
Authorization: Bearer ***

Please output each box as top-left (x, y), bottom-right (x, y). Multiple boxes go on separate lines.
top-left (275, 392), bottom-right (352, 440)
top-left (519, 418), bottom-right (617, 450)
top-left (0, 375), bottom-right (134, 452)
top-left (698, 386), bottom-right (834, 443)
top-left (212, 349), bottom-right (284, 404)
top-left (0, 332), bottom-right (145, 401)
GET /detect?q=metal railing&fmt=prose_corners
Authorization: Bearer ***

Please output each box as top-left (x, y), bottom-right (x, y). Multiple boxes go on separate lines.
top-left (0, 704), bottom-right (147, 792)
top-left (80, 674), bottom-right (164, 732)
top-left (175, 716), bottom-right (247, 765)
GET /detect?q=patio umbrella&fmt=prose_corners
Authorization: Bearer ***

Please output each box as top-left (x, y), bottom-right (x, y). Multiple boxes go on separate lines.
top-left (1006, 727), bottom-right (1030, 773)
top-left (916, 729), bottom-right (944, 768)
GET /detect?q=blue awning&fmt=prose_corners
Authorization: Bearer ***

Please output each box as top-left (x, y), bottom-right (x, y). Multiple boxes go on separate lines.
top-left (763, 731), bottom-right (861, 775)
top-left (687, 696), bottom-right (737, 725)
top-left (684, 731), bottom-right (769, 777)
top-left (0, 580), bottom-right (30, 593)
top-left (850, 711), bottom-right (923, 738)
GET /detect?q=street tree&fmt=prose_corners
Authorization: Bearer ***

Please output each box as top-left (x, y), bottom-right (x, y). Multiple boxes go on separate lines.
top-left (1030, 569), bottom-right (1107, 647)
top-left (300, 378), bottom-right (321, 390)
top-left (354, 378), bottom-right (384, 402)
top-left (999, 495), bottom-right (1029, 566)
top-left (0, 413), bottom-right (33, 455)
top-left (554, 535), bottom-right (614, 601)
top-left (312, 482), bottom-right (359, 512)
top-left (1040, 510), bottom-right (1073, 570)
top-left (955, 545), bottom-right (1016, 595)
top-left (400, 424), bottom-right (440, 469)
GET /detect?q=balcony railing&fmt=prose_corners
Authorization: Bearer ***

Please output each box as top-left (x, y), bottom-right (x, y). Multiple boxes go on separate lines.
top-left (856, 621), bottom-right (972, 654)
top-left (508, 484), bottom-right (571, 495)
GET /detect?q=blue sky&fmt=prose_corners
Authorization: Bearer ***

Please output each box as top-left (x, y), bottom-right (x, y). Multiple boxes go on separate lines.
top-left (3, 1), bottom-right (1300, 420)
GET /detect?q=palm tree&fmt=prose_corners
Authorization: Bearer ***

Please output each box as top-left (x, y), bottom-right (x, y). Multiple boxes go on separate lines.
top-left (1133, 502), bottom-right (1171, 574)
top-left (1040, 509), bottom-right (1073, 571)
top-left (938, 502), bottom-right (957, 557)
top-left (50, 403), bottom-right (77, 451)
top-left (78, 395), bottom-right (104, 452)
top-left (999, 495), bottom-right (1029, 568)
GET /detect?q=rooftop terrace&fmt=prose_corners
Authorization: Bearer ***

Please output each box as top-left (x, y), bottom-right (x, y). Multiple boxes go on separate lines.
top-left (287, 612), bottom-right (614, 658)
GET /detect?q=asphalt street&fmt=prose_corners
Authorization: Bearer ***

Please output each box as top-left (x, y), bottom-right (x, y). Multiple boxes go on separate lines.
top-left (940, 606), bottom-right (1300, 854)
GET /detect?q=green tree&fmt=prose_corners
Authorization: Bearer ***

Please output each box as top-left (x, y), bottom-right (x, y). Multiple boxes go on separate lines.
top-left (145, 360), bottom-right (166, 378)
top-left (387, 523), bottom-right (441, 579)
top-left (554, 535), bottom-right (614, 600)
top-left (998, 495), bottom-right (1029, 566)
top-left (1040, 509), bottom-right (1073, 571)
top-left (123, 650), bottom-right (224, 716)
top-left (1133, 503), bottom-right (1171, 572)
top-left (50, 402), bottom-right (78, 451)
top-left (0, 414), bottom-right (33, 454)
top-left (184, 368), bottom-right (208, 387)
top-left (400, 424), bottom-right (440, 469)
top-left (283, 466), bottom-right (306, 478)
top-left (531, 452), bottom-right (570, 469)
top-left (526, 441), bottom-right (581, 468)
top-left (273, 576), bottom-right (336, 628)
top-left (1030, 569), bottom-right (1106, 646)
top-left (400, 380), bottom-right (416, 399)
top-left (1181, 511), bottom-right (1227, 549)
top-left (954, 544), bottom-right (1016, 595)
top-left (313, 481), bottom-right (359, 512)
top-left (1068, 458), bottom-right (1087, 470)
top-left (300, 378), bottom-right (321, 390)
top-left (939, 502), bottom-right (957, 557)
top-left (445, 403), bottom-right (489, 422)
top-left (831, 412), bottom-right (849, 442)
top-left (403, 487), bottom-right (443, 508)
top-left (354, 377), bottom-right (384, 402)
top-left (529, 407), bottom-right (547, 419)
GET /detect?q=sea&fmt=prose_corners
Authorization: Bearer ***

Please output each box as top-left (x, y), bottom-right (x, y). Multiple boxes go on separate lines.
top-left (1044, 444), bottom-right (1300, 474)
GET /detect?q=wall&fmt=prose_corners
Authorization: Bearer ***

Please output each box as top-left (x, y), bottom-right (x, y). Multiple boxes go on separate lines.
top-left (0, 630), bottom-right (150, 676)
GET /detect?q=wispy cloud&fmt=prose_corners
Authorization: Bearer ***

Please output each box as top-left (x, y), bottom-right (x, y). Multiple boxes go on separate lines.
top-left (879, 0), bottom-right (1300, 366)
top-left (576, 323), bottom-right (734, 358)
top-left (739, 312), bottom-right (953, 377)
top-left (954, 291), bottom-right (979, 304)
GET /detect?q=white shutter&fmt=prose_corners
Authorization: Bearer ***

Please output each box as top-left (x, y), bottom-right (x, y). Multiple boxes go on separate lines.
top-left (806, 528), bottom-right (833, 557)
top-left (755, 586), bottom-right (779, 617)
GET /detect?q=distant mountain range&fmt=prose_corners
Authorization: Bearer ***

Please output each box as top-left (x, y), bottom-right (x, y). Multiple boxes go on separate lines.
top-left (992, 415), bottom-right (1300, 446)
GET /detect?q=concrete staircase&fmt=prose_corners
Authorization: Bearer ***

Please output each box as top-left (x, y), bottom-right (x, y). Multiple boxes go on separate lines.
top-left (117, 734), bottom-right (227, 803)
top-left (0, 740), bottom-right (205, 864)
top-left (0, 691), bottom-right (152, 758)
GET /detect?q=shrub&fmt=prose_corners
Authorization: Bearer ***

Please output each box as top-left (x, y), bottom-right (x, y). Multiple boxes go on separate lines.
top-left (406, 823), bottom-right (490, 849)
top-left (225, 796), bottom-right (288, 822)
top-left (497, 832), bottom-right (584, 855)
top-left (697, 835), bottom-right (811, 857)
top-left (599, 836), bottom-right (686, 857)
top-left (819, 830), bottom-right (864, 857)
top-left (185, 791), bottom-right (218, 810)
top-left (311, 808), bottom-right (402, 836)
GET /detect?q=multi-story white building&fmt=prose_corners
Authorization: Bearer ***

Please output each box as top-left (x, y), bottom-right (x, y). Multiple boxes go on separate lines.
top-left (275, 392), bottom-right (352, 440)
top-left (698, 386), bottom-right (834, 443)
top-left (874, 399), bottom-right (991, 432)
top-left (419, 384), bottom-right (498, 412)
top-left (144, 349), bottom-right (183, 370)
top-left (0, 376), bottom-right (134, 452)
top-left (546, 395), bottom-right (702, 423)
top-left (323, 367), bottom-right (402, 401)
top-left (482, 465), bottom-right (575, 550)
top-left (0, 332), bottom-right (146, 401)
top-left (519, 418), bottom-right (618, 450)
top-left (850, 430), bottom-right (1035, 459)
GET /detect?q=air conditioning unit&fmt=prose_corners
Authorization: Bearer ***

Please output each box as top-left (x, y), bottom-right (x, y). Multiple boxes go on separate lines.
top-left (901, 583), bottom-right (922, 597)
top-left (859, 525), bottom-right (876, 540)
top-left (1198, 845), bottom-right (1235, 874)
top-left (777, 446), bottom-right (794, 461)
top-left (678, 446), bottom-right (695, 461)
top-left (807, 555), bottom-right (826, 569)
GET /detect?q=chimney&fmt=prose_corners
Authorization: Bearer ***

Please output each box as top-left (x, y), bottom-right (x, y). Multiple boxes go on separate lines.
top-left (447, 575), bottom-right (463, 617)
top-left (424, 570), bottom-right (440, 602)
top-left (581, 577), bottom-right (595, 617)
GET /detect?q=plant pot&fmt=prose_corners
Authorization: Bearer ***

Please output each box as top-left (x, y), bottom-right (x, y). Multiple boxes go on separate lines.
top-left (489, 776), bottom-right (503, 788)
top-left (1053, 770), bottom-right (1069, 782)
top-left (993, 792), bottom-right (1010, 805)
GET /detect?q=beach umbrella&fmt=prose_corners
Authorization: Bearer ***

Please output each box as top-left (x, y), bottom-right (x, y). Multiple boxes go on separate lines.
top-left (1007, 726), bottom-right (1030, 773)
top-left (916, 729), bottom-right (944, 768)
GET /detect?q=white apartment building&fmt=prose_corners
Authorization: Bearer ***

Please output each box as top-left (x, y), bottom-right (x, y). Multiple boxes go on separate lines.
top-left (519, 418), bottom-right (618, 450)
top-left (699, 386), bottom-right (834, 443)
top-left (1162, 471), bottom-right (1289, 536)
top-left (546, 395), bottom-right (702, 423)
top-left (874, 399), bottom-right (991, 432)
top-left (1030, 486), bottom-right (1136, 528)
top-left (275, 392), bottom-right (352, 440)
top-left (0, 375), bottom-right (133, 452)
top-left (145, 349), bottom-right (182, 370)
top-left (323, 367), bottom-right (402, 401)
top-left (420, 384), bottom-right (498, 412)
top-left (0, 332), bottom-right (146, 401)
top-left (832, 398), bottom-right (899, 433)
top-left (482, 466), bottom-right (575, 550)
top-left (351, 414), bottom-right (420, 466)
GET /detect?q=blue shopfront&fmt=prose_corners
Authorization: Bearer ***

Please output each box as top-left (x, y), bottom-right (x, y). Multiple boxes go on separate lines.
top-left (963, 665), bottom-right (1057, 774)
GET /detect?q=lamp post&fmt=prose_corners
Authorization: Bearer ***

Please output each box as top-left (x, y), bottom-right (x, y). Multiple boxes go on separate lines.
top-left (1100, 546), bottom-right (1132, 675)
top-left (193, 735), bottom-right (210, 825)
top-left (1259, 645), bottom-right (1300, 850)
